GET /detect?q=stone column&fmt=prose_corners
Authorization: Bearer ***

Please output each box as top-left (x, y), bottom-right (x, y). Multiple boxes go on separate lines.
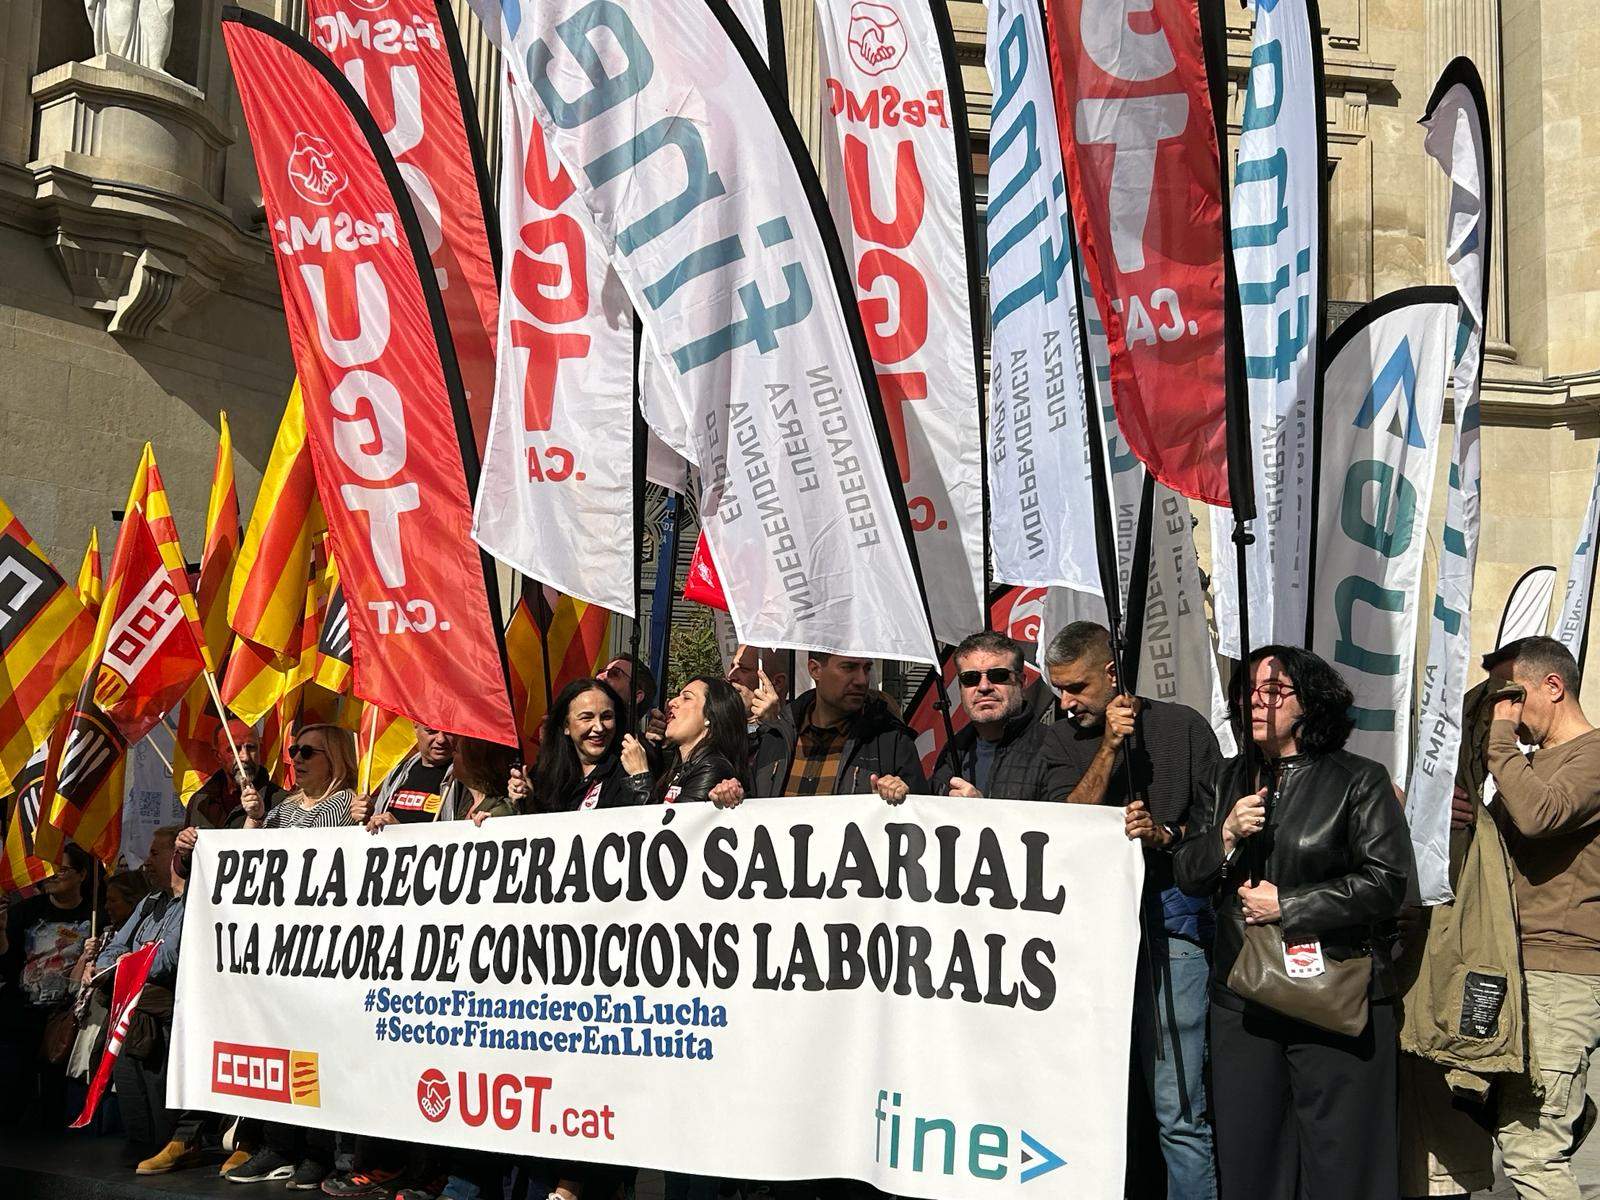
top-left (1428, 0), bottom-right (1513, 361)
top-left (780, 0), bottom-right (823, 165)
top-left (450, 0), bottom-right (502, 185)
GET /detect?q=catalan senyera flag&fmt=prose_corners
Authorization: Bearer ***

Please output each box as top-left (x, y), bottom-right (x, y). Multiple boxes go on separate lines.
top-left (43, 448), bottom-right (210, 866)
top-left (173, 415), bottom-right (241, 800)
top-left (314, 563), bottom-right (352, 696)
top-left (229, 384), bottom-right (323, 655)
top-left (0, 500), bottom-right (96, 795)
top-left (349, 700), bottom-right (415, 796)
top-left (222, 530), bottom-right (332, 726)
top-left (504, 581), bottom-right (611, 751)
top-left (77, 528), bottom-right (103, 613)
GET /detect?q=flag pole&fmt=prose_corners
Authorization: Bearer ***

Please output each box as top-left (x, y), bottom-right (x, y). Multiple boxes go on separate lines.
top-left (630, 324), bottom-right (647, 733)
top-left (200, 668), bottom-right (248, 786)
top-left (359, 702), bottom-right (378, 797)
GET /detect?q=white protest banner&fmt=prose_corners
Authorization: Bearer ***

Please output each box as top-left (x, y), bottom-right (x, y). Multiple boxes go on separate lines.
top-left (814, 0), bottom-right (988, 643)
top-left (471, 0), bottom-right (937, 665)
top-left (1310, 289), bottom-right (1456, 783)
top-left (1210, 0), bottom-right (1324, 655)
top-left (171, 797), bottom-right (1144, 1199)
top-left (984, 0), bottom-right (1098, 597)
top-left (1407, 59), bottom-right (1493, 905)
top-left (472, 79), bottom-right (636, 615)
top-left (1043, 269), bottom-right (1233, 751)
top-left (1555, 446), bottom-right (1600, 669)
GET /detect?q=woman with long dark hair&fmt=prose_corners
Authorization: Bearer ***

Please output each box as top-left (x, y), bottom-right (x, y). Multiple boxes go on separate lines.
top-left (517, 678), bottom-right (637, 813)
top-left (621, 676), bottom-right (746, 806)
top-left (1174, 645), bottom-right (1411, 1199)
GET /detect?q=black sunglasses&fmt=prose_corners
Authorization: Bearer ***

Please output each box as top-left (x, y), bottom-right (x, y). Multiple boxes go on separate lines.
top-left (287, 744), bottom-right (324, 761)
top-left (958, 668), bottom-right (1017, 688)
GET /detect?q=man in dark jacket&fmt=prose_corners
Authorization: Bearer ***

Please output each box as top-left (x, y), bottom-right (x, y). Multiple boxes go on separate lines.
top-left (183, 721), bottom-right (283, 830)
top-left (1041, 620), bottom-right (1221, 1200)
top-left (749, 653), bottom-right (926, 797)
top-left (921, 632), bottom-right (1051, 801)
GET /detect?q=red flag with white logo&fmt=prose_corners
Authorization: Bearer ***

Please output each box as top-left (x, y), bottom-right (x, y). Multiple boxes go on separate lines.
top-left (221, 10), bottom-right (516, 745)
top-left (304, 0), bottom-right (499, 453)
top-left (1043, 0), bottom-right (1233, 506)
top-left (70, 938), bottom-right (161, 1129)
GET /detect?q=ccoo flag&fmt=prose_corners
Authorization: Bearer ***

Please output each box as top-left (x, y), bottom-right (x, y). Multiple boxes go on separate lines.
top-left (305, 0), bottom-right (501, 452)
top-left (476, 0), bottom-right (937, 665)
top-left (0, 500), bottom-right (96, 794)
top-left (472, 76), bottom-right (636, 615)
top-left (1407, 59), bottom-right (1494, 906)
top-left (222, 9), bottom-right (516, 744)
top-left (984, 0), bottom-right (1098, 597)
top-left (1210, 0), bottom-right (1326, 655)
top-left (1043, 0), bottom-right (1234, 506)
top-left (814, 0), bottom-right (988, 643)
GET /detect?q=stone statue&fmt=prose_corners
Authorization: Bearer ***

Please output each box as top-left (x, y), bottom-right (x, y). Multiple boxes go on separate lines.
top-left (84, 0), bottom-right (176, 73)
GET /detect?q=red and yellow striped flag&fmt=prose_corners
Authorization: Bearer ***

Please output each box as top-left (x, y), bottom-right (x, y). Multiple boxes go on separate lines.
top-left (77, 528), bottom-right (103, 613)
top-left (505, 581), bottom-right (612, 751)
top-left (229, 385), bottom-right (324, 655)
top-left (0, 720), bottom-right (70, 894)
top-left (41, 446), bottom-right (207, 866)
top-left (0, 499), bottom-right (96, 794)
top-left (173, 415), bottom-right (241, 799)
top-left (348, 701), bottom-right (414, 796)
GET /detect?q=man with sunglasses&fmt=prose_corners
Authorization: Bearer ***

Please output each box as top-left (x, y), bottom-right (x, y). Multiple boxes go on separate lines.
top-left (907, 632), bottom-right (1051, 801)
top-left (1039, 620), bottom-right (1222, 1200)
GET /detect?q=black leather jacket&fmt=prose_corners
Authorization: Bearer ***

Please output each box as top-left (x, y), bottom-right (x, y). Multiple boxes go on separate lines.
top-left (1174, 749), bottom-right (1412, 1003)
top-left (633, 748), bottom-right (741, 805)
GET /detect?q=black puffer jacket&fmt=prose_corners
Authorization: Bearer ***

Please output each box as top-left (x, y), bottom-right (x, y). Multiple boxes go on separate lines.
top-left (930, 711), bottom-right (1052, 800)
top-left (1174, 749), bottom-right (1412, 1004)
top-left (750, 691), bottom-right (926, 797)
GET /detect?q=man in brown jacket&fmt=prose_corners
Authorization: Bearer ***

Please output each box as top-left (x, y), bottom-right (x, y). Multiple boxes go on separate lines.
top-left (1485, 636), bottom-right (1600, 1200)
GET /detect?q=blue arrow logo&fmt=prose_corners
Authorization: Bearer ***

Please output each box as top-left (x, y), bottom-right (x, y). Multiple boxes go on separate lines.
top-left (1019, 1130), bottom-right (1065, 1183)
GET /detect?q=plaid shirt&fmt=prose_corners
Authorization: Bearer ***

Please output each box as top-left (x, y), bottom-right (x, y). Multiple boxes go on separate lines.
top-left (782, 717), bottom-right (849, 796)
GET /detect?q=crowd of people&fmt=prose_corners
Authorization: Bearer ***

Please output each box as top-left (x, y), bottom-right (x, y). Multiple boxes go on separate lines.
top-left (4, 624), bottom-right (1599, 1200)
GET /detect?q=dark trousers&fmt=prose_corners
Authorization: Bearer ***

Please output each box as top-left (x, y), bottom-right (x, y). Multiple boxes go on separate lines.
top-left (112, 1048), bottom-right (176, 1154)
top-left (265, 1121), bottom-right (334, 1166)
top-left (1209, 998), bottom-right (1399, 1200)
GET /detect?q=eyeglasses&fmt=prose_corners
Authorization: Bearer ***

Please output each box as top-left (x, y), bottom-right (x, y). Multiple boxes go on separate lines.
top-left (958, 668), bottom-right (1017, 688)
top-left (287, 744), bottom-right (324, 761)
top-left (1250, 683), bottom-right (1298, 707)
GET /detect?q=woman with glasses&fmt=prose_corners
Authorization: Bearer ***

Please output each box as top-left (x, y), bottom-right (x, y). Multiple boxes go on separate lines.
top-left (227, 724), bottom-right (357, 1189)
top-left (1173, 646), bottom-right (1411, 1200)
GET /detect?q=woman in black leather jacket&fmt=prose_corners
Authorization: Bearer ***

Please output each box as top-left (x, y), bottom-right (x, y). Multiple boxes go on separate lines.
top-left (518, 677), bottom-right (639, 814)
top-left (624, 676), bottom-right (746, 805)
top-left (1174, 645), bottom-right (1411, 1200)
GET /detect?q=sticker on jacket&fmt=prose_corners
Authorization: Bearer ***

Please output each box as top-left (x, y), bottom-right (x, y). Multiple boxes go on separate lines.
top-left (1283, 940), bottom-right (1326, 978)
top-left (390, 788), bottom-right (443, 816)
top-left (1459, 971), bottom-right (1509, 1038)
top-left (580, 779), bottom-right (603, 810)
top-left (664, 785), bottom-right (681, 805)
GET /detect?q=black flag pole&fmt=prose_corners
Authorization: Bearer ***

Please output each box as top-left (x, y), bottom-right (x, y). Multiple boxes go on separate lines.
top-left (630, 324), bottom-right (647, 735)
top-left (1201, 0), bottom-right (1264, 879)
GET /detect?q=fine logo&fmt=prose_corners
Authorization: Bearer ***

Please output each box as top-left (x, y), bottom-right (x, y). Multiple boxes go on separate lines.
top-left (417, 1068), bottom-right (451, 1122)
top-left (287, 132), bottom-right (350, 207)
top-left (847, 2), bottom-right (907, 76)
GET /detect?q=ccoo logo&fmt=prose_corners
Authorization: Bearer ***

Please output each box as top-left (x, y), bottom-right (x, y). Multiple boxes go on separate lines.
top-left (417, 1069), bottom-right (450, 1123)
top-left (847, 2), bottom-right (908, 76)
top-left (287, 132), bottom-right (349, 207)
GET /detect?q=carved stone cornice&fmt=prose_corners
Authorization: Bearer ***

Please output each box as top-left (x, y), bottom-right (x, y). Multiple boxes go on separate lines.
top-left (23, 54), bottom-right (278, 336)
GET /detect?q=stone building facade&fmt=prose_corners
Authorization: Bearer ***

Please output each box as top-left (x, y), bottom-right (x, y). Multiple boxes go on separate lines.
top-left (0, 1), bottom-right (1597, 689)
